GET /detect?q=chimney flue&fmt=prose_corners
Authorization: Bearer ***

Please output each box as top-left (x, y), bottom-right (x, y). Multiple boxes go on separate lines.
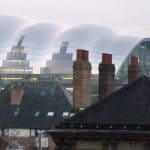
top-left (73, 49), bottom-right (92, 111)
top-left (102, 53), bottom-right (112, 64)
top-left (128, 56), bottom-right (140, 83)
top-left (99, 53), bottom-right (115, 100)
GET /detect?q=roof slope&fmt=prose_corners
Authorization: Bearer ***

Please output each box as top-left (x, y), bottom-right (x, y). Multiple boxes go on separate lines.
top-left (59, 76), bottom-right (150, 126)
top-left (0, 81), bottom-right (72, 129)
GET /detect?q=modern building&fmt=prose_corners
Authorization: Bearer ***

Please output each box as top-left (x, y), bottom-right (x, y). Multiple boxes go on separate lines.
top-left (40, 41), bottom-right (73, 74)
top-left (0, 80), bottom-right (72, 149)
top-left (0, 36), bottom-right (33, 74)
top-left (0, 74), bottom-right (73, 89)
top-left (116, 38), bottom-right (150, 82)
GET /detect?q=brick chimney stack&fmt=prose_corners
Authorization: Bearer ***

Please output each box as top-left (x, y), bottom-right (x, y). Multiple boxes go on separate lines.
top-left (128, 56), bottom-right (140, 83)
top-left (10, 88), bottom-right (24, 105)
top-left (73, 49), bottom-right (92, 110)
top-left (99, 53), bottom-right (115, 100)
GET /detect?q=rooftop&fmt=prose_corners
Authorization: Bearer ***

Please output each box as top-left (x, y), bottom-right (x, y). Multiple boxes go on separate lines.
top-left (0, 80), bottom-right (72, 129)
top-left (56, 76), bottom-right (150, 130)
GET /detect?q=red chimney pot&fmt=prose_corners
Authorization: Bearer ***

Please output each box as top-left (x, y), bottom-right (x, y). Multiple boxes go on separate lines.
top-left (102, 53), bottom-right (112, 64)
top-left (77, 49), bottom-right (89, 61)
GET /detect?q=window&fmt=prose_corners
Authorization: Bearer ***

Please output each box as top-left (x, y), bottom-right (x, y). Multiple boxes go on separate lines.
top-left (35, 111), bottom-right (40, 117)
top-left (4, 129), bottom-right (9, 136)
top-left (30, 129), bottom-right (35, 137)
top-left (47, 112), bottom-right (54, 117)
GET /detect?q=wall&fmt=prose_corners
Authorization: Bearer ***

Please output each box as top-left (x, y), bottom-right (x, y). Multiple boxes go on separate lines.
top-left (74, 140), bottom-right (148, 150)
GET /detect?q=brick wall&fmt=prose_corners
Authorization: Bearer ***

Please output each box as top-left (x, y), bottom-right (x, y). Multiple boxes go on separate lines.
top-left (99, 53), bottom-right (115, 100)
top-left (0, 135), bottom-right (55, 150)
top-left (73, 50), bottom-right (92, 110)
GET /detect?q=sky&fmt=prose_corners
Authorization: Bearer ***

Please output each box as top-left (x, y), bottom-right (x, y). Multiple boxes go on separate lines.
top-left (0, 0), bottom-right (150, 37)
top-left (0, 0), bottom-right (149, 73)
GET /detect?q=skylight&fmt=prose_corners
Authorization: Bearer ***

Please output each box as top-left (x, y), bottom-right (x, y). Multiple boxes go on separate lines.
top-left (14, 108), bottom-right (20, 117)
top-left (70, 113), bottom-right (75, 117)
top-left (62, 112), bottom-right (69, 118)
top-left (47, 112), bottom-right (54, 117)
top-left (79, 107), bottom-right (85, 111)
top-left (35, 111), bottom-right (40, 117)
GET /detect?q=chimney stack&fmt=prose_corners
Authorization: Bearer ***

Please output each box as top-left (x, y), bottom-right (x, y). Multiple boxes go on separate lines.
top-left (99, 53), bottom-right (115, 100)
top-left (128, 56), bottom-right (140, 83)
top-left (73, 49), bottom-right (92, 110)
top-left (10, 88), bottom-right (24, 105)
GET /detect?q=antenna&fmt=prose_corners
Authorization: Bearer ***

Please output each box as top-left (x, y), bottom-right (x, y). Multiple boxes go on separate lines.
top-left (17, 36), bottom-right (25, 48)
top-left (59, 41), bottom-right (69, 53)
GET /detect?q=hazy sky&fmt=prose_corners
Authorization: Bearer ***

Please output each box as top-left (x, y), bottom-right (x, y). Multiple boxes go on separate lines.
top-left (0, 0), bottom-right (150, 37)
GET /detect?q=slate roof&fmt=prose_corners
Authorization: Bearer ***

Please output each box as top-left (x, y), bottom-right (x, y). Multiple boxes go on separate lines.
top-left (0, 81), bottom-right (72, 130)
top-left (56, 76), bottom-right (150, 129)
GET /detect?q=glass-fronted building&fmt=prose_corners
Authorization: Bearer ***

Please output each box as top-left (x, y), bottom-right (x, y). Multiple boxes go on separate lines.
top-left (116, 38), bottom-right (150, 82)
top-left (40, 41), bottom-right (73, 74)
top-left (0, 36), bottom-right (33, 74)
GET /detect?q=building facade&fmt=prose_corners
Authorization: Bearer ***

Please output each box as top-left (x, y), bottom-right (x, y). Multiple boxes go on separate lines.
top-left (0, 36), bottom-right (33, 74)
top-left (0, 80), bottom-right (72, 149)
top-left (40, 41), bottom-right (73, 74)
top-left (117, 38), bottom-right (150, 82)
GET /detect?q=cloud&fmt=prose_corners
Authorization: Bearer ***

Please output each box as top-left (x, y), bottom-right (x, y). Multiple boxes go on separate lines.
top-left (0, 15), bottom-right (141, 73)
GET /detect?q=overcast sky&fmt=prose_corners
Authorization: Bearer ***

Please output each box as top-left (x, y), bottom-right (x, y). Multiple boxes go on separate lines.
top-left (0, 0), bottom-right (150, 37)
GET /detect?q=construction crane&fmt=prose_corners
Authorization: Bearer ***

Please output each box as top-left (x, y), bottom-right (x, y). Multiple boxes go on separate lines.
top-left (59, 41), bottom-right (69, 54)
top-left (16, 36), bottom-right (25, 48)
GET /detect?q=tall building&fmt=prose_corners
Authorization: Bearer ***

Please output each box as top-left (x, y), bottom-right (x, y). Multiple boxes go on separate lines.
top-left (40, 41), bottom-right (73, 74)
top-left (117, 38), bottom-right (150, 82)
top-left (0, 36), bottom-right (33, 74)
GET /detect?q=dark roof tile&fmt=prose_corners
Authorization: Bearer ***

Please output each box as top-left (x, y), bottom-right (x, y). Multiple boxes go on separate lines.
top-left (58, 76), bottom-right (150, 127)
top-left (0, 81), bottom-right (72, 129)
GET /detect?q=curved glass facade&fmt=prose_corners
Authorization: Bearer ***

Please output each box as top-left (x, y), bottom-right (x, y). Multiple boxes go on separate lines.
top-left (116, 38), bottom-right (150, 82)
